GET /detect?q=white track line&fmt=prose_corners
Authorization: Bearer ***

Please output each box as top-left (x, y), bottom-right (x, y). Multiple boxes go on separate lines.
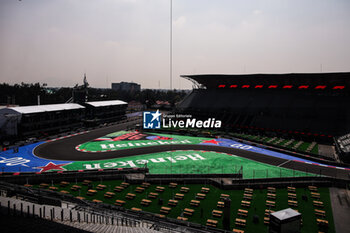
top-left (277, 160), bottom-right (292, 167)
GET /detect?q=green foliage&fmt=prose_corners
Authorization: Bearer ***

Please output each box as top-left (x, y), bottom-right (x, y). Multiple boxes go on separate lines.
top-left (0, 82), bottom-right (44, 106)
top-left (0, 82), bottom-right (187, 106)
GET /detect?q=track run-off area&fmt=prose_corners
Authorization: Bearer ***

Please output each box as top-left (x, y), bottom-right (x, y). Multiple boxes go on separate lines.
top-left (0, 121), bottom-right (349, 179)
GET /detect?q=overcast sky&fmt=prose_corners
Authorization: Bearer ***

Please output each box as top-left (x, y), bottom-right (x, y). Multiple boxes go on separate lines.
top-left (1, 0), bottom-right (350, 89)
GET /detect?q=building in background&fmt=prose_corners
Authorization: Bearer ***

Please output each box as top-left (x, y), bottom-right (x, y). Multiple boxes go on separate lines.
top-left (127, 100), bottom-right (145, 112)
top-left (112, 82), bottom-right (141, 93)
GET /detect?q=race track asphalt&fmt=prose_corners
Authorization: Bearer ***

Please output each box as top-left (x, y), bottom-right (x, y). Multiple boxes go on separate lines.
top-left (34, 121), bottom-right (350, 180)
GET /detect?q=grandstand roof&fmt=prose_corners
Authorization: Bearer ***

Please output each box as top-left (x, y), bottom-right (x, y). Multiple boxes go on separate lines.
top-left (271, 208), bottom-right (301, 221)
top-left (181, 72), bottom-right (350, 89)
top-left (8, 103), bottom-right (85, 114)
top-left (85, 100), bottom-right (127, 107)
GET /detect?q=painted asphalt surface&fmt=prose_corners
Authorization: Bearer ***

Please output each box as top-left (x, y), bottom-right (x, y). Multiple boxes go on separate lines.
top-left (31, 122), bottom-right (350, 180)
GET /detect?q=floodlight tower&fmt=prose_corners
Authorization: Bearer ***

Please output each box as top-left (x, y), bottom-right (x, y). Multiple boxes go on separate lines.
top-left (170, 0), bottom-right (173, 90)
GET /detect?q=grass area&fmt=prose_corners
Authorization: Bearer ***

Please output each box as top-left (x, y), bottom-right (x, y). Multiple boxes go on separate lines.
top-left (298, 142), bottom-right (311, 152)
top-left (33, 181), bottom-right (335, 233)
top-left (286, 141), bottom-right (299, 149)
top-left (272, 139), bottom-right (287, 146)
top-left (311, 144), bottom-right (319, 155)
top-left (77, 132), bottom-right (210, 152)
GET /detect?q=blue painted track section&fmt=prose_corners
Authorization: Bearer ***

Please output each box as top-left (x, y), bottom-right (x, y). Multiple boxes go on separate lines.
top-left (0, 142), bottom-right (70, 173)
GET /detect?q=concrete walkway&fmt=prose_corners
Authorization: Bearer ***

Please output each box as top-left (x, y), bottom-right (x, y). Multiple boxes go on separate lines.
top-left (318, 144), bottom-right (336, 161)
top-left (329, 187), bottom-right (350, 233)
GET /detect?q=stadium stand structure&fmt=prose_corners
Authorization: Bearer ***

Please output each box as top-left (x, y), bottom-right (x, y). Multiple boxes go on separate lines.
top-left (178, 72), bottom-right (350, 143)
top-left (84, 100), bottom-right (128, 126)
top-left (0, 103), bottom-right (85, 138)
top-left (0, 100), bottom-right (127, 140)
top-left (335, 133), bottom-right (350, 163)
top-left (0, 196), bottom-right (160, 233)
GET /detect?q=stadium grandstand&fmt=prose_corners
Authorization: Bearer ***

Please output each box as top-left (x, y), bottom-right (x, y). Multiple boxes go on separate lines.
top-left (178, 72), bottom-right (350, 143)
top-left (0, 100), bottom-right (127, 141)
top-left (0, 103), bottom-right (85, 139)
top-left (335, 133), bottom-right (350, 163)
top-left (83, 100), bottom-right (128, 126)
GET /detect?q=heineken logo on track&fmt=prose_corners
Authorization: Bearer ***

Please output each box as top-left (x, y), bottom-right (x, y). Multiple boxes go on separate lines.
top-left (82, 153), bottom-right (206, 170)
top-left (75, 131), bottom-right (208, 153)
top-left (99, 139), bottom-right (191, 150)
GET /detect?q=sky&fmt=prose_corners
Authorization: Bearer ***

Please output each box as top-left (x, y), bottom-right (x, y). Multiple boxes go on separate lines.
top-left (0, 0), bottom-right (350, 89)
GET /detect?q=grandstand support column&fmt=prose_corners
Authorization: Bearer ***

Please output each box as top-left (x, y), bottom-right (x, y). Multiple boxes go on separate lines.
top-left (169, 0), bottom-right (173, 90)
top-left (223, 198), bottom-right (231, 230)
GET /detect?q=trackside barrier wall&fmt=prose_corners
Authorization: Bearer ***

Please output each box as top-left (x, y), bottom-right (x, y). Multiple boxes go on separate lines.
top-left (0, 168), bottom-right (148, 185)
